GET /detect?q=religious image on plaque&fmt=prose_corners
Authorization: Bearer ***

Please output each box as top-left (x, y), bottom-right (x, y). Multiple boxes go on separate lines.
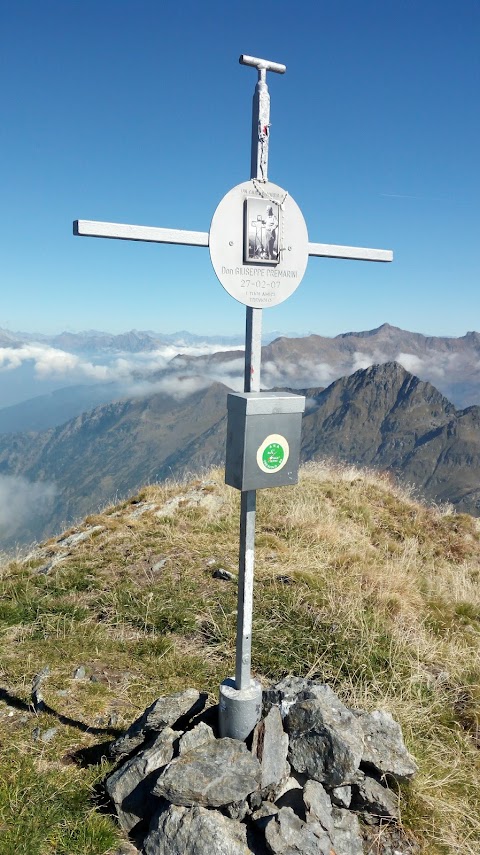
top-left (244, 198), bottom-right (281, 264)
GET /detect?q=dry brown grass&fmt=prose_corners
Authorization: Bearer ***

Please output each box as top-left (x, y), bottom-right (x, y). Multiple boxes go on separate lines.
top-left (0, 462), bottom-right (479, 853)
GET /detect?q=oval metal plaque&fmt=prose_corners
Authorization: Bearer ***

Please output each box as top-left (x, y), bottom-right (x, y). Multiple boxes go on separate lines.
top-left (209, 180), bottom-right (309, 308)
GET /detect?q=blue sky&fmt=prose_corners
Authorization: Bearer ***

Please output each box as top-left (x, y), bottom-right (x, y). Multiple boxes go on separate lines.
top-left (1, 0), bottom-right (479, 339)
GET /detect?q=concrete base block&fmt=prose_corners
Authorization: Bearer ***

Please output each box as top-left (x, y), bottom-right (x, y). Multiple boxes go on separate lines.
top-left (219, 677), bottom-right (262, 741)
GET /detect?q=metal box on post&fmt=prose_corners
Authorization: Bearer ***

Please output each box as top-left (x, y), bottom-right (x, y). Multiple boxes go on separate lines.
top-left (225, 391), bottom-right (305, 491)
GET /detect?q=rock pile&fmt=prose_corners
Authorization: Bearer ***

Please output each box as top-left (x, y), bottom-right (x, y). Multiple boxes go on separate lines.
top-left (106, 678), bottom-right (418, 855)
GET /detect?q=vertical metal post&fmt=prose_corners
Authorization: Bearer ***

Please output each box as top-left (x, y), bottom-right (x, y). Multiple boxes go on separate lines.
top-left (234, 62), bottom-right (270, 692)
top-left (220, 56), bottom-right (283, 739)
top-left (235, 305), bottom-right (262, 690)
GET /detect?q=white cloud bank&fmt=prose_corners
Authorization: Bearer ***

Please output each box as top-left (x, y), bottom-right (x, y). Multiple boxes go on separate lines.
top-left (0, 342), bottom-right (244, 384)
top-left (0, 474), bottom-right (57, 541)
top-left (0, 341), bottom-right (471, 406)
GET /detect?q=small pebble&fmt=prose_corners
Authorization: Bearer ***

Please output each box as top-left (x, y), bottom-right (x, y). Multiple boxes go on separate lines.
top-left (73, 666), bottom-right (86, 680)
top-left (41, 727), bottom-right (58, 743)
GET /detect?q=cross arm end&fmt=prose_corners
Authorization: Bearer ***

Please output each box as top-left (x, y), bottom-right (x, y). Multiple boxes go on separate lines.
top-left (308, 242), bottom-right (393, 263)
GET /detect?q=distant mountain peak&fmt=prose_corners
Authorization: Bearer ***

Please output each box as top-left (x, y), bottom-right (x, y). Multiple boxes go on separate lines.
top-left (336, 323), bottom-right (403, 340)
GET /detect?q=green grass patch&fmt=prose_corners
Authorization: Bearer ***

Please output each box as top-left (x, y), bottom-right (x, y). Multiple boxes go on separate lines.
top-left (1, 466), bottom-right (479, 852)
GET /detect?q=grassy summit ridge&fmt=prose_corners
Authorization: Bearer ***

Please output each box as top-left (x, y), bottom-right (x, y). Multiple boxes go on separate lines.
top-left (0, 463), bottom-right (479, 854)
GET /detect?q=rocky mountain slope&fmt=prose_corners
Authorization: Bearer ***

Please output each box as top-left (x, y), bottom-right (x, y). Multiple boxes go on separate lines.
top-left (2, 324), bottom-right (479, 436)
top-left (0, 362), bottom-right (479, 548)
top-left (302, 362), bottom-right (480, 515)
top-left (169, 323), bottom-right (480, 409)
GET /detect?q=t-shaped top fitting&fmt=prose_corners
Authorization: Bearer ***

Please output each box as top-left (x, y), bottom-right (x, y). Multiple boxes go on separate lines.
top-left (239, 55), bottom-right (286, 75)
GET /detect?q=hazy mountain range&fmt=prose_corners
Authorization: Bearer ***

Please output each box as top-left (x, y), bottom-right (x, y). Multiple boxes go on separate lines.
top-left (0, 360), bottom-right (479, 550)
top-left (1, 323), bottom-right (480, 435)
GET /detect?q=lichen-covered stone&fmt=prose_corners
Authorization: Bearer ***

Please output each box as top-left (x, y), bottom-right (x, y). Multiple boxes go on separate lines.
top-left (286, 696), bottom-right (363, 787)
top-left (178, 721), bottom-right (214, 755)
top-left (352, 774), bottom-right (399, 820)
top-left (331, 785), bottom-right (352, 808)
top-left (106, 727), bottom-right (180, 831)
top-left (144, 803), bottom-right (252, 855)
top-left (354, 710), bottom-right (418, 780)
top-left (225, 799), bottom-right (250, 822)
top-left (332, 807), bottom-right (364, 855)
top-left (154, 737), bottom-right (261, 807)
top-left (263, 676), bottom-right (315, 717)
top-left (303, 779), bottom-right (334, 837)
top-left (252, 705), bottom-right (289, 791)
top-left (251, 799), bottom-right (279, 829)
top-left (110, 689), bottom-right (205, 760)
top-left (263, 806), bottom-right (333, 855)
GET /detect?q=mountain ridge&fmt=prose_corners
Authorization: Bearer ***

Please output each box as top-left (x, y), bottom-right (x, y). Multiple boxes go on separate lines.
top-left (1, 362), bottom-right (479, 549)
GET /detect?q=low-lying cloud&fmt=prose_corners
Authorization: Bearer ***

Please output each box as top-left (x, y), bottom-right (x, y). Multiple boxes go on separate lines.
top-left (0, 342), bottom-right (244, 385)
top-left (0, 474), bottom-right (57, 543)
top-left (0, 344), bottom-right (112, 380)
top-left (0, 340), bottom-right (475, 409)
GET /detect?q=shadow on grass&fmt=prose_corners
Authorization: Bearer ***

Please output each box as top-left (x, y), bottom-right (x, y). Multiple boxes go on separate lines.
top-left (0, 686), bottom-right (121, 738)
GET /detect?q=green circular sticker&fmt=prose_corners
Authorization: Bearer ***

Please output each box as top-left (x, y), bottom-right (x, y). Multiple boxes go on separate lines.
top-left (257, 434), bottom-right (290, 474)
top-left (262, 442), bottom-right (285, 470)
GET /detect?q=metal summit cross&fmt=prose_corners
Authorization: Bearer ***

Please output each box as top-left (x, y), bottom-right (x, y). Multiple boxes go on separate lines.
top-left (74, 54), bottom-right (393, 740)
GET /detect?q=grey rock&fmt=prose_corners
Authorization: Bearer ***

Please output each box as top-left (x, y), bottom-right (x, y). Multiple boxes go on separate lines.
top-left (154, 737), bottom-right (261, 807)
top-left (352, 774), bottom-right (399, 820)
top-left (331, 785), bottom-right (352, 808)
top-left (178, 721), bottom-right (214, 754)
top-left (106, 727), bottom-right (179, 831)
top-left (40, 727), bottom-right (58, 743)
top-left (263, 677), bottom-right (314, 717)
top-left (225, 799), bottom-right (250, 822)
top-left (286, 694), bottom-right (364, 787)
top-left (110, 688), bottom-right (204, 760)
top-left (151, 558), bottom-right (168, 572)
top-left (355, 710), bottom-right (418, 780)
top-left (144, 803), bottom-right (251, 855)
top-left (112, 844), bottom-right (140, 855)
top-left (252, 706), bottom-right (289, 790)
top-left (127, 502), bottom-right (157, 519)
top-left (252, 800), bottom-right (279, 828)
top-left (37, 561), bottom-right (56, 574)
top-left (57, 526), bottom-right (104, 547)
top-left (264, 806), bottom-right (333, 855)
top-left (332, 807), bottom-right (364, 855)
top-left (73, 665), bottom-right (86, 680)
top-left (31, 666), bottom-right (50, 712)
top-left (213, 568), bottom-right (235, 581)
top-left (275, 784), bottom-right (306, 819)
top-left (303, 779), bottom-right (334, 837)
top-left (249, 790), bottom-right (264, 811)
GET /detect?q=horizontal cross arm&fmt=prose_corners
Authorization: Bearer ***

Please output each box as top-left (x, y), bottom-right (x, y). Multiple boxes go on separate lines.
top-left (73, 220), bottom-right (209, 247)
top-left (308, 242), bottom-right (393, 262)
